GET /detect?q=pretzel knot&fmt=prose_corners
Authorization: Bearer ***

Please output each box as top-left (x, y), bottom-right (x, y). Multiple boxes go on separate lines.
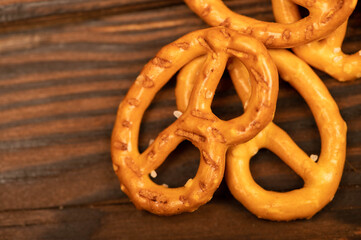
top-left (184, 0), bottom-right (357, 48)
top-left (176, 50), bottom-right (347, 220)
top-left (273, 0), bottom-right (361, 81)
top-left (111, 27), bottom-right (278, 215)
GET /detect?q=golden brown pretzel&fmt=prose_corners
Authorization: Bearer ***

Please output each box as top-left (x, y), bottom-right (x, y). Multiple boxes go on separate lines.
top-left (273, 0), bottom-right (361, 81)
top-left (184, 0), bottom-right (357, 48)
top-left (111, 27), bottom-right (278, 215)
top-left (176, 50), bottom-right (347, 220)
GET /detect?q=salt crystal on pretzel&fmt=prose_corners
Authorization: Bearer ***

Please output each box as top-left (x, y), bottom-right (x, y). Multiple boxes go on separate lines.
top-left (150, 170), bottom-right (157, 178)
top-left (173, 110), bottom-right (183, 118)
top-left (184, 0), bottom-right (356, 48)
top-left (310, 154), bottom-right (319, 162)
top-left (272, 0), bottom-right (361, 81)
top-left (111, 27), bottom-right (278, 215)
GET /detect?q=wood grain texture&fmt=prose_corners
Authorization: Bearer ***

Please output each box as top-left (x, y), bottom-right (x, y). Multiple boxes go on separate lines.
top-left (0, 0), bottom-right (181, 23)
top-left (0, 0), bottom-right (360, 239)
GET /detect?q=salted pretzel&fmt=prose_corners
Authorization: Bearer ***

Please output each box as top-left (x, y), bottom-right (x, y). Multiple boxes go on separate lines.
top-left (184, 0), bottom-right (357, 48)
top-left (111, 27), bottom-right (278, 215)
top-left (176, 50), bottom-right (347, 220)
top-left (273, 0), bottom-right (361, 81)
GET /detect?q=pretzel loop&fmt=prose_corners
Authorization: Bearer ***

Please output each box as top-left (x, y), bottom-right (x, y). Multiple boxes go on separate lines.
top-left (227, 50), bottom-right (347, 220)
top-left (176, 50), bottom-right (346, 220)
top-left (273, 0), bottom-right (361, 81)
top-left (184, 0), bottom-right (356, 48)
top-left (111, 27), bottom-right (278, 215)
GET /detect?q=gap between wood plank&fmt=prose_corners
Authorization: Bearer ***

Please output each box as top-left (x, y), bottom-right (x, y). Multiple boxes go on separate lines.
top-left (0, 198), bottom-right (132, 214)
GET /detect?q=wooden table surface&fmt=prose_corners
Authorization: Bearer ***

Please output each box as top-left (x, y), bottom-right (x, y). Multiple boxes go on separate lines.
top-left (0, 0), bottom-right (360, 239)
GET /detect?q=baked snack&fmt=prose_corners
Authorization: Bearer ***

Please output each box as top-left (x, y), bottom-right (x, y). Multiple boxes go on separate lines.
top-left (111, 27), bottom-right (278, 215)
top-left (184, 0), bottom-right (356, 48)
top-left (272, 0), bottom-right (361, 81)
top-left (227, 50), bottom-right (347, 220)
top-left (176, 50), bottom-right (346, 220)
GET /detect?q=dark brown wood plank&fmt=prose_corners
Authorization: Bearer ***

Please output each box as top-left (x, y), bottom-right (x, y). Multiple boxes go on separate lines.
top-left (0, 0), bottom-right (274, 25)
top-left (0, 0), bottom-right (182, 23)
top-left (0, 0), bottom-right (360, 210)
top-left (0, 0), bottom-right (360, 239)
top-left (0, 199), bottom-right (360, 240)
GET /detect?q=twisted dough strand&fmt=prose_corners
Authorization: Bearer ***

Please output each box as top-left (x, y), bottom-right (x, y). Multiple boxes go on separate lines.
top-left (272, 0), bottom-right (361, 81)
top-left (111, 27), bottom-right (278, 215)
top-left (184, 0), bottom-right (357, 48)
top-left (176, 50), bottom-right (346, 220)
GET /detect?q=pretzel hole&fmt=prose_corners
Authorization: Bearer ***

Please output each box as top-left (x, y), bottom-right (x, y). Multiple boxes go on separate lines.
top-left (343, 15), bottom-right (361, 53)
top-left (274, 80), bottom-right (321, 157)
top-left (138, 77), bottom-right (178, 153)
top-left (250, 149), bottom-right (304, 192)
top-left (343, 10), bottom-right (361, 55)
top-left (211, 71), bottom-right (244, 120)
top-left (297, 5), bottom-right (309, 19)
top-left (149, 140), bottom-right (200, 188)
